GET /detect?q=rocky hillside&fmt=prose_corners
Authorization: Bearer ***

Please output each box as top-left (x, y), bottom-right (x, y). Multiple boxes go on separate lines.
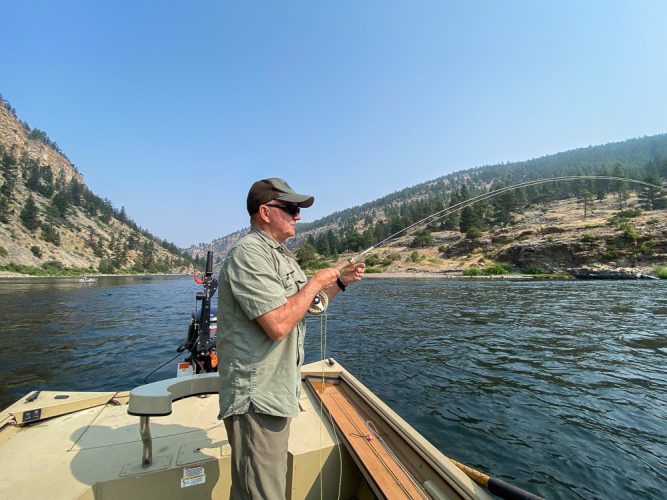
top-left (0, 98), bottom-right (195, 276)
top-left (195, 135), bottom-right (667, 278)
top-left (350, 194), bottom-right (667, 277)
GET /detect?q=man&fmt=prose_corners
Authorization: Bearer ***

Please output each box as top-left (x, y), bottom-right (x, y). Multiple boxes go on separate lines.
top-left (217, 177), bottom-right (365, 499)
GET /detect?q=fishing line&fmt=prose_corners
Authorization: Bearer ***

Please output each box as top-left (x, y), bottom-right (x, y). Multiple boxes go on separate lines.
top-left (316, 311), bottom-right (343, 500)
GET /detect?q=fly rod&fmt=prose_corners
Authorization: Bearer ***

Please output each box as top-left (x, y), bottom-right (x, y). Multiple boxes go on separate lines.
top-left (449, 458), bottom-right (543, 500)
top-left (308, 175), bottom-right (663, 314)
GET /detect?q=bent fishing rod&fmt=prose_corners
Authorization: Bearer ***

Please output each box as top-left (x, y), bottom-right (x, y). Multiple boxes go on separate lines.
top-left (308, 175), bottom-right (663, 314)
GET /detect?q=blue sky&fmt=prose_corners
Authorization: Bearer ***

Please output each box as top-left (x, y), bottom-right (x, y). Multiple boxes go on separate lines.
top-left (2, 1), bottom-right (666, 247)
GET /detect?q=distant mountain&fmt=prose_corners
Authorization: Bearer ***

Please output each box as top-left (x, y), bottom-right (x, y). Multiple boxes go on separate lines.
top-left (195, 134), bottom-right (667, 276)
top-left (0, 96), bottom-right (195, 276)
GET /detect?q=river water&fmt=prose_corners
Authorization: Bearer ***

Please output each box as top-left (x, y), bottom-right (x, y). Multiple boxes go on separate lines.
top-left (0, 276), bottom-right (665, 499)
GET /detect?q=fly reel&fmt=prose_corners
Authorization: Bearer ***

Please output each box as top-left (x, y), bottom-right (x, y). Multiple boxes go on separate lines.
top-left (308, 290), bottom-right (329, 315)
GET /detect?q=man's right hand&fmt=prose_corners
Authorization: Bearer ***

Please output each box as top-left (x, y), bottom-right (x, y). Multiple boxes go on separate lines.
top-left (311, 268), bottom-right (340, 291)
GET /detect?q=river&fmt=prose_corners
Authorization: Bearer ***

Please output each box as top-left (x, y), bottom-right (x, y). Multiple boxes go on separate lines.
top-left (0, 276), bottom-right (665, 499)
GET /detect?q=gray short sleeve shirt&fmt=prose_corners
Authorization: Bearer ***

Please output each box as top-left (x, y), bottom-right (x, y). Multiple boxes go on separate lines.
top-left (217, 226), bottom-right (308, 419)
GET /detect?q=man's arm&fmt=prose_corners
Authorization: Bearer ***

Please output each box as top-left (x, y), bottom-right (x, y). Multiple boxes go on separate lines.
top-left (256, 268), bottom-right (339, 340)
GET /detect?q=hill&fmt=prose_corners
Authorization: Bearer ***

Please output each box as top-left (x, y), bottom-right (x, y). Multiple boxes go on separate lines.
top-left (0, 96), bottom-right (196, 276)
top-left (197, 136), bottom-right (667, 278)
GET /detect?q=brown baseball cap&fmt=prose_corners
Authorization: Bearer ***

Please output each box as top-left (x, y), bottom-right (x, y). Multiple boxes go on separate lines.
top-left (247, 178), bottom-right (315, 215)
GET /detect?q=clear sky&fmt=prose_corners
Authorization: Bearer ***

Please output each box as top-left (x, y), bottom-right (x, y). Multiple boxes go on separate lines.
top-left (2, 1), bottom-right (666, 248)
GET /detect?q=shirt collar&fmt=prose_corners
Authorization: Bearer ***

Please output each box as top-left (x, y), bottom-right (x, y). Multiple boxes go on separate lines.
top-left (250, 225), bottom-right (296, 258)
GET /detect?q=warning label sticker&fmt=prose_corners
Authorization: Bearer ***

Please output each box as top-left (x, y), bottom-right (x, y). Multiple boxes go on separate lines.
top-left (181, 465), bottom-right (206, 488)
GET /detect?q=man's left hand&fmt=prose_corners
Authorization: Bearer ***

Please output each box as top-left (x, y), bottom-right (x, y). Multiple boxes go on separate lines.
top-left (340, 263), bottom-right (366, 286)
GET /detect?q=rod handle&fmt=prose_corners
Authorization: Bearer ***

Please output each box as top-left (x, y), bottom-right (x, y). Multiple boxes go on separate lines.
top-left (335, 258), bottom-right (357, 272)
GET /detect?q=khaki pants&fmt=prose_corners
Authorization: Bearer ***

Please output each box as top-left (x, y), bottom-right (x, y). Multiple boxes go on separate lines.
top-left (224, 405), bottom-right (291, 500)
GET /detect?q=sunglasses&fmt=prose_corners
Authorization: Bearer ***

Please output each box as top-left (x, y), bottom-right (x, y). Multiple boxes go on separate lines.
top-left (265, 203), bottom-right (301, 217)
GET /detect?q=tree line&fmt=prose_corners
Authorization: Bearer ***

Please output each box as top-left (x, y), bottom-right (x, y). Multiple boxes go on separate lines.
top-left (296, 157), bottom-right (667, 265)
top-left (0, 143), bottom-right (193, 273)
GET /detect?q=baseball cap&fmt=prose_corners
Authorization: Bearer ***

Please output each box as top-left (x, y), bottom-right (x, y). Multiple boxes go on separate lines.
top-left (247, 178), bottom-right (315, 215)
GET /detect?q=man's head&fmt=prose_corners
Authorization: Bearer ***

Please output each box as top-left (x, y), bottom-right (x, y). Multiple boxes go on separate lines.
top-left (247, 178), bottom-right (314, 242)
top-left (247, 178), bottom-right (314, 216)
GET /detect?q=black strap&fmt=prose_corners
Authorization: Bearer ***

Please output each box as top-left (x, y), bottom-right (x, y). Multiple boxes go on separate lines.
top-left (336, 278), bottom-right (346, 291)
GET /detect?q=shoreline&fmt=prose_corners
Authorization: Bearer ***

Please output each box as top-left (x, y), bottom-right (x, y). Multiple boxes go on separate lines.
top-left (361, 271), bottom-right (540, 279)
top-left (0, 271), bottom-right (191, 280)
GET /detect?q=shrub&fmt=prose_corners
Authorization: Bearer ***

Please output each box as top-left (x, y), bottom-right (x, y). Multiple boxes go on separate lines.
top-left (409, 250), bottom-right (421, 262)
top-left (638, 240), bottom-right (656, 256)
top-left (438, 245), bottom-right (448, 254)
top-left (655, 265), bottom-right (667, 279)
top-left (410, 230), bottom-right (434, 248)
top-left (364, 255), bottom-right (381, 267)
top-left (602, 249), bottom-right (619, 261)
top-left (0, 245), bottom-right (7, 257)
top-left (381, 253), bottom-right (401, 266)
top-left (471, 247), bottom-right (483, 255)
top-left (466, 228), bottom-right (483, 239)
top-left (41, 260), bottom-right (63, 271)
top-left (523, 265), bottom-right (544, 275)
top-left (581, 234), bottom-right (595, 243)
top-left (462, 266), bottom-right (481, 276)
top-left (647, 218), bottom-right (660, 225)
top-left (30, 246), bottom-right (42, 258)
top-left (482, 263), bottom-right (512, 275)
top-left (41, 224), bottom-right (61, 246)
top-left (98, 258), bottom-right (115, 274)
top-left (616, 208), bottom-right (643, 219)
top-left (621, 223), bottom-right (638, 243)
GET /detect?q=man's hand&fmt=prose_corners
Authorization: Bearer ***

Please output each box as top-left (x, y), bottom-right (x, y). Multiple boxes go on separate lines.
top-left (340, 263), bottom-right (366, 286)
top-left (311, 267), bottom-right (340, 290)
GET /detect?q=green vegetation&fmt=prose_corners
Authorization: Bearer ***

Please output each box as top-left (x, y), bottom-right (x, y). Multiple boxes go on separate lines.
top-left (462, 263), bottom-right (513, 276)
top-left (654, 265), bottom-right (667, 279)
top-left (0, 261), bottom-right (87, 276)
top-left (602, 249), bottom-right (619, 261)
top-left (19, 194), bottom-right (40, 230)
top-left (483, 263), bottom-right (513, 275)
top-left (410, 229), bottom-right (434, 248)
top-left (0, 245), bottom-right (7, 257)
top-left (408, 250), bottom-right (422, 262)
top-left (0, 132), bottom-right (196, 273)
top-left (30, 246), bottom-right (42, 257)
top-left (620, 223), bottom-right (638, 243)
top-left (297, 148), bottom-right (667, 261)
top-left (462, 266), bottom-right (481, 276)
top-left (581, 233), bottom-right (595, 243)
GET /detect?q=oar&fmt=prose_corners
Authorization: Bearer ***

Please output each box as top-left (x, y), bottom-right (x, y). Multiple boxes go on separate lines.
top-left (449, 458), bottom-right (543, 500)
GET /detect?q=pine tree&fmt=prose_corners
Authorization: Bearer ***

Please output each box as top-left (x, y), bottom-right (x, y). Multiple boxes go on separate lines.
top-left (638, 175), bottom-right (667, 210)
top-left (579, 190), bottom-right (595, 219)
top-left (0, 194), bottom-right (11, 223)
top-left (20, 195), bottom-right (40, 230)
top-left (459, 206), bottom-right (482, 232)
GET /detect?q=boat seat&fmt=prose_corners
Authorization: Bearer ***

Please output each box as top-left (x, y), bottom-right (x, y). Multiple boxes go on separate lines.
top-left (128, 373), bottom-right (220, 417)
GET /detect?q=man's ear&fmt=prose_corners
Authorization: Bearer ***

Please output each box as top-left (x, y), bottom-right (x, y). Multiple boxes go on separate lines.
top-left (259, 205), bottom-right (271, 223)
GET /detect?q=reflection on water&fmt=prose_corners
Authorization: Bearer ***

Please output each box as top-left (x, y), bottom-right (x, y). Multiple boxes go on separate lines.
top-left (1, 276), bottom-right (666, 499)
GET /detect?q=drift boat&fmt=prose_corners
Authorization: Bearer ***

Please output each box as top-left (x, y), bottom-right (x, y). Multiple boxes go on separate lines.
top-left (0, 359), bottom-right (502, 499)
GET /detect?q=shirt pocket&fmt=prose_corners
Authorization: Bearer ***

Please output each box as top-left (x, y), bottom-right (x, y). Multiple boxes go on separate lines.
top-left (280, 264), bottom-right (307, 296)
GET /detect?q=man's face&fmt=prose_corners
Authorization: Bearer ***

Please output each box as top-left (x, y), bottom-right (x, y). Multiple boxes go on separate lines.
top-left (264, 202), bottom-right (301, 242)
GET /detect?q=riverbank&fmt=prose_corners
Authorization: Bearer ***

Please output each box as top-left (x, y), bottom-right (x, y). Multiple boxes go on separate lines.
top-left (362, 270), bottom-right (543, 279)
top-left (0, 271), bottom-right (190, 280)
